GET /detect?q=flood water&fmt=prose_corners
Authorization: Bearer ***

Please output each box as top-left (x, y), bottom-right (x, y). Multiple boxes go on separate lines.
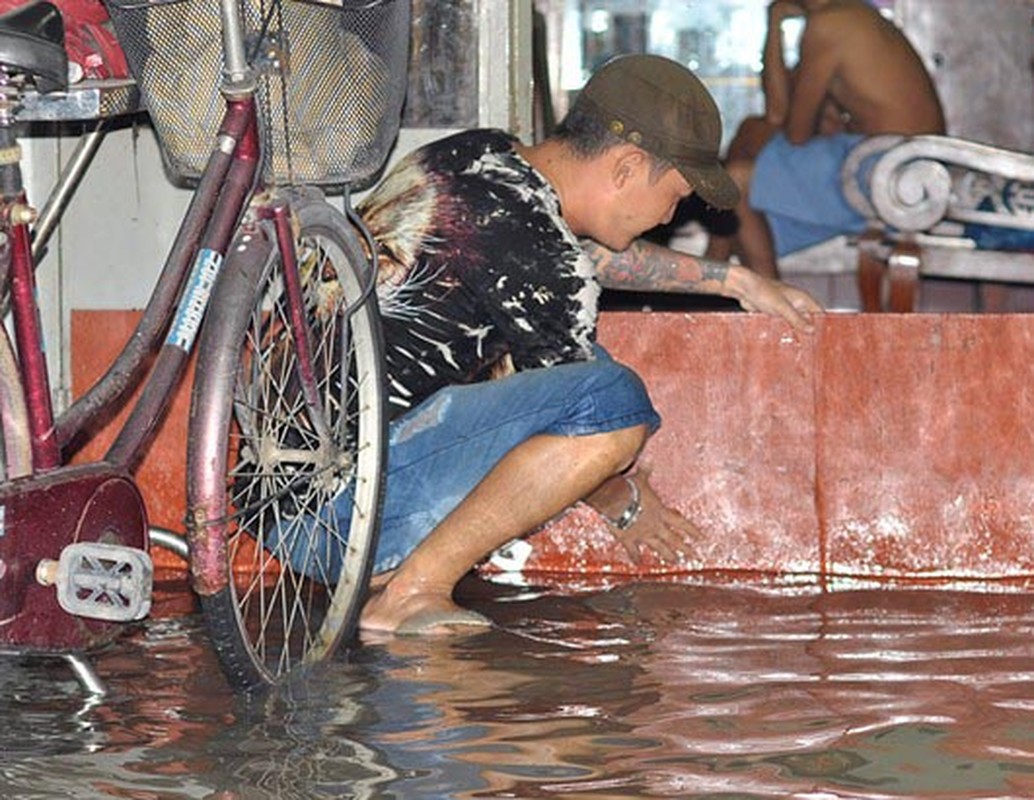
top-left (3, 575), bottom-right (1034, 799)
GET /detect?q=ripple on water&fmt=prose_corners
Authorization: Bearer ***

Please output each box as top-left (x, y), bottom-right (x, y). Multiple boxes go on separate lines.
top-left (2, 579), bottom-right (1034, 798)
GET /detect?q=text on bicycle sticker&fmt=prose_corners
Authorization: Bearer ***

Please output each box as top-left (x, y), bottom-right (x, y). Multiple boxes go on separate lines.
top-left (167, 249), bottom-right (223, 351)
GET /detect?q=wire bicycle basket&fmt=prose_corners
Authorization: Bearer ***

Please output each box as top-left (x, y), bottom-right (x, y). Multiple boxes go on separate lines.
top-left (103, 0), bottom-right (411, 188)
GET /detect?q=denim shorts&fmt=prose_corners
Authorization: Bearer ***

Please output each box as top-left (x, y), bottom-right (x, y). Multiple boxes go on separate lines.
top-left (270, 347), bottom-right (660, 579)
top-left (366, 346), bottom-right (661, 573)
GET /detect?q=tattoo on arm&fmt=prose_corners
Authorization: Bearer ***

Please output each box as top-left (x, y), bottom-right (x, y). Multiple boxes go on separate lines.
top-left (701, 258), bottom-right (730, 284)
top-left (586, 239), bottom-right (730, 293)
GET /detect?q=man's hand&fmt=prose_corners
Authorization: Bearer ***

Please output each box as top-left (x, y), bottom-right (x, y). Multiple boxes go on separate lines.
top-left (592, 469), bottom-right (701, 565)
top-left (726, 265), bottom-right (823, 333)
top-left (769, 0), bottom-right (805, 24)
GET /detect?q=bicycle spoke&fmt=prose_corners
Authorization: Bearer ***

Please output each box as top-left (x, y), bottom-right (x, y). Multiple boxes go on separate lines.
top-left (189, 192), bottom-right (385, 689)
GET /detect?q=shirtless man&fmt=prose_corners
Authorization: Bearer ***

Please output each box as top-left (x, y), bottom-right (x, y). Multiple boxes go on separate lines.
top-left (707, 0), bottom-right (946, 278)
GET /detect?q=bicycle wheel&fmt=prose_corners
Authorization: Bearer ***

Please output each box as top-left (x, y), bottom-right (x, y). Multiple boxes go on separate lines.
top-left (0, 322), bottom-right (31, 480)
top-left (188, 188), bottom-right (386, 691)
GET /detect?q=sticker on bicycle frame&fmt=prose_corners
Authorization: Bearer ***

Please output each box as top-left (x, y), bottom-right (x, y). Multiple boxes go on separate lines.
top-left (166, 248), bottom-right (223, 351)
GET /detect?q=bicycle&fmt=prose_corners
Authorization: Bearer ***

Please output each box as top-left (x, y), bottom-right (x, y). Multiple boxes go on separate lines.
top-left (0, 0), bottom-right (406, 692)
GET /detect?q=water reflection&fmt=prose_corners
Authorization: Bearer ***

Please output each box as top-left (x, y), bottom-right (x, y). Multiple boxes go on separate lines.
top-left (2, 578), bottom-right (1034, 798)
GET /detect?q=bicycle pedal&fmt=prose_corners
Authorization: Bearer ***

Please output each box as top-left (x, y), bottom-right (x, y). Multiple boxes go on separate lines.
top-left (37, 542), bottom-right (154, 623)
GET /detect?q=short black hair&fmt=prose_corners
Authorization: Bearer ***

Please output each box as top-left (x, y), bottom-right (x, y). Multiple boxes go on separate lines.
top-left (553, 102), bottom-right (619, 156)
top-left (554, 102), bottom-right (674, 183)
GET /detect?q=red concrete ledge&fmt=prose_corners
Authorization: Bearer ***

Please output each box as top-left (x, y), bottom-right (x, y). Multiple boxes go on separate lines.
top-left (488, 312), bottom-right (1034, 586)
top-left (72, 310), bottom-right (1034, 586)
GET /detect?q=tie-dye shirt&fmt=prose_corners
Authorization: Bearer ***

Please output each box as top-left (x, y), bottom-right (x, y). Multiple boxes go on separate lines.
top-left (359, 129), bottom-right (600, 419)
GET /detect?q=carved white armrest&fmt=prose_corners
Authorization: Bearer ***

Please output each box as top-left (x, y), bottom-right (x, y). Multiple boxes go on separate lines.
top-left (840, 134), bottom-right (904, 218)
top-left (865, 135), bottom-right (1034, 233)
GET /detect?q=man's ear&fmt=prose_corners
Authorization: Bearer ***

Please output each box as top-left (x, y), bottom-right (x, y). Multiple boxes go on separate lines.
top-left (612, 147), bottom-right (646, 189)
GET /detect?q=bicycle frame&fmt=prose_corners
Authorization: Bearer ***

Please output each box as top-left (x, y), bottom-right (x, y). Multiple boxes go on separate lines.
top-left (0, 0), bottom-right (327, 651)
top-left (56, 5), bottom-right (260, 466)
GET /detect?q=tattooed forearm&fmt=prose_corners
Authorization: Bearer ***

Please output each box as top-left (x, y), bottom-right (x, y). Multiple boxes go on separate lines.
top-left (586, 239), bottom-right (731, 293)
top-left (700, 258), bottom-right (730, 284)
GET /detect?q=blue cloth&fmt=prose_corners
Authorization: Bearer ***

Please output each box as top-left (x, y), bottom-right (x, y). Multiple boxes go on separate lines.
top-left (964, 223), bottom-right (1034, 251)
top-left (272, 346), bottom-right (660, 579)
top-left (749, 132), bottom-right (867, 257)
top-left (964, 187), bottom-right (1034, 251)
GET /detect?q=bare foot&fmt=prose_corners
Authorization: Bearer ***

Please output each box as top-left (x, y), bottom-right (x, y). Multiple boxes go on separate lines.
top-left (361, 584), bottom-right (490, 635)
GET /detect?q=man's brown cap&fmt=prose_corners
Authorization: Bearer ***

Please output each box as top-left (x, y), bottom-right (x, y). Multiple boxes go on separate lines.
top-left (575, 54), bottom-right (740, 209)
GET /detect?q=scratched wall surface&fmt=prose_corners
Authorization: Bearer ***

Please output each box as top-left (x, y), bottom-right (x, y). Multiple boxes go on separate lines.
top-left (72, 310), bottom-right (1034, 584)
top-left (490, 312), bottom-right (1034, 585)
top-left (815, 314), bottom-right (1034, 580)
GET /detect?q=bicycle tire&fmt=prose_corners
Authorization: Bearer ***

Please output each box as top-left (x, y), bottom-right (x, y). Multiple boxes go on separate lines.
top-left (0, 321), bottom-right (32, 480)
top-left (187, 188), bottom-right (386, 691)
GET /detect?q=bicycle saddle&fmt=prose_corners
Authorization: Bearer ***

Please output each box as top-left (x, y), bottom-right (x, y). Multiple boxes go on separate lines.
top-left (0, 1), bottom-right (67, 94)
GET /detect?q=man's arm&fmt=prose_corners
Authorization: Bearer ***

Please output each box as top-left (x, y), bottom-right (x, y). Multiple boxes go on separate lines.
top-left (586, 237), bottom-right (731, 294)
top-left (762, 0), bottom-right (803, 126)
top-left (782, 9), bottom-right (842, 143)
top-left (584, 238), bottom-right (822, 332)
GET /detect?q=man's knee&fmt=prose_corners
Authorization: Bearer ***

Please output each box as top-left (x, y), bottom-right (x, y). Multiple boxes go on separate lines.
top-left (724, 158), bottom-right (754, 197)
top-left (603, 422), bottom-right (650, 472)
top-left (554, 422), bottom-right (648, 479)
top-left (569, 359), bottom-right (654, 469)
top-left (566, 357), bottom-right (658, 435)
top-left (727, 116), bottom-right (777, 162)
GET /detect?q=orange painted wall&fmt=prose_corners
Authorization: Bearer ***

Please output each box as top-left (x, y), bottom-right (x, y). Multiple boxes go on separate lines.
top-left (71, 309), bottom-right (1034, 586)
top-left (517, 312), bottom-right (1034, 586)
top-left (70, 310), bottom-right (192, 573)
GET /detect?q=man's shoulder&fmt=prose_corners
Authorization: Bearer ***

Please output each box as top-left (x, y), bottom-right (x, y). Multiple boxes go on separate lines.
top-left (417, 128), bottom-right (518, 160)
top-left (808, 0), bottom-right (881, 30)
top-left (806, 0), bottom-right (918, 65)
top-left (801, 0), bottom-right (885, 58)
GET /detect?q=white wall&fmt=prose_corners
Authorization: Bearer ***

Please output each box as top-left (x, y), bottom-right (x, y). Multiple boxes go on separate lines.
top-left (25, 125), bottom-right (189, 410)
